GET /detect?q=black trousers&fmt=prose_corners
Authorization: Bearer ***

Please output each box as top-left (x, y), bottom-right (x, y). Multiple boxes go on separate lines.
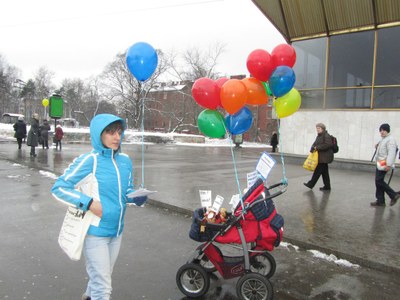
top-left (16, 138), bottom-right (23, 149)
top-left (307, 163), bottom-right (330, 188)
top-left (375, 169), bottom-right (396, 204)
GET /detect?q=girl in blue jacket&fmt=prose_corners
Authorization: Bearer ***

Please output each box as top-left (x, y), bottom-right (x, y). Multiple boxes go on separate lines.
top-left (52, 114), bottom-right (140, 300)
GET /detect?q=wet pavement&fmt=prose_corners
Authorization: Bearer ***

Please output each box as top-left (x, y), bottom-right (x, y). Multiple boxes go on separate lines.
top-left (1, 139), bottom-right (400, 299)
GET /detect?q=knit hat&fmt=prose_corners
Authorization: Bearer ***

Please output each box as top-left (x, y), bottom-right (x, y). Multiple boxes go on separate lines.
top-left (316, 123), bottom-right (326, 130)
top-left (379, 123), bottom-right (390, 133)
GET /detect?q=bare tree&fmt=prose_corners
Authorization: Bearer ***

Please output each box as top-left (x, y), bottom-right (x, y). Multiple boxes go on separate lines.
top-left (100, 49), bottom-right (169, 129)
top-left (167, 42), bottom-right (226, 81)
top-left (33, 66), bottom-right (56, 119)
top-left (0, 55), bottom-right (22, 115)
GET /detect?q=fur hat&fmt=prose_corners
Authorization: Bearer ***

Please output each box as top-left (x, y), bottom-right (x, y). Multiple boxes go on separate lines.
top-left (315, 123), bottom-right (326, 130)
top-left (379, 123), bottom-right (390, 133)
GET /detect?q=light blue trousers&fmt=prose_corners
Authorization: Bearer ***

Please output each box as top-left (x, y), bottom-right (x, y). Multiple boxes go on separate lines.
top-left (83, 235), bottom-right (122, 300)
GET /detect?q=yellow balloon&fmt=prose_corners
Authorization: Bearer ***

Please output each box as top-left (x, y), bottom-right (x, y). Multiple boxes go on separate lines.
top-left (42, 98), bottom-right (49, 107)
top-left (275, 88), bottom-right (301, 118)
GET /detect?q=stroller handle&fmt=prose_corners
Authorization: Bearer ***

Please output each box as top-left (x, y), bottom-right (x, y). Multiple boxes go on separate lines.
top-left (245, 181), bottom-right (287, 211)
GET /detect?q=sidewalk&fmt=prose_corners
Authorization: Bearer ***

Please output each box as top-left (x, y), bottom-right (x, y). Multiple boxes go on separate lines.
top-left (1, 139), bottom-right (399, 275)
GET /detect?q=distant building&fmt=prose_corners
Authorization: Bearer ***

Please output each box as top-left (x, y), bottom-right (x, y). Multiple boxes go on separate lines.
top-left (147, 78), bottom-right (277, 143)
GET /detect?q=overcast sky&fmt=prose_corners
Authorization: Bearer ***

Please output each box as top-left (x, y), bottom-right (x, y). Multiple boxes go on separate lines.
top-left (0, 0), bottom-right (285, 85)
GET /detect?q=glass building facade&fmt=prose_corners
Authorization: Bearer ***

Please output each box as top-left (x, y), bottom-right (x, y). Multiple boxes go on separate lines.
top-left (293, 26), bottom-right (400, 110)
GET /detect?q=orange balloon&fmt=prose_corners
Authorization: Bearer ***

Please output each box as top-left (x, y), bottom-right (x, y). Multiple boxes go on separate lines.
top-left (242, 77), bottom-right (268, 105)
top-left (220, 79), bottom-right (248, 114)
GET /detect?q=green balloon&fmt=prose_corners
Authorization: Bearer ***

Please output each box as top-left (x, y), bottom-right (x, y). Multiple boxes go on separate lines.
top-left (262, 81), bottom-right (273, 96)
top-left (197, 109), bottom-right (226, 138)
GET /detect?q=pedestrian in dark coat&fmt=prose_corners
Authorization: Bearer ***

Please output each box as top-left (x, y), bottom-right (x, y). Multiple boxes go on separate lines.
top-left (13, 116), bottom-right (27, 150)
top-left (27, 113), bottom-right (40, 157)
top-left (304, 123), bottom-right (334, 191)
top-left (270, 131), bottom-right (278, 152)
top-left (40, 119), bottom-right (51, 149)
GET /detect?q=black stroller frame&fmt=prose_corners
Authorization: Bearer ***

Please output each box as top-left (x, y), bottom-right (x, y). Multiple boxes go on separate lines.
top-left (176, 178), bottom-right (287, 300)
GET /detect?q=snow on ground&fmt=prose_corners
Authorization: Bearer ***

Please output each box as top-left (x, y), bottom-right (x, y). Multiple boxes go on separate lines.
top-left (0, 123), bottom-right (269, 149)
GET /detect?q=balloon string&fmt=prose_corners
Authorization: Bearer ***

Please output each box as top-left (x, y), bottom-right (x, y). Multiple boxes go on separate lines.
top-left (226, 131), bottom-right (244, 211)
top-left (140, 89), bottom-right (145, 188)
top-left (277, 119), bottom-right (288, 185)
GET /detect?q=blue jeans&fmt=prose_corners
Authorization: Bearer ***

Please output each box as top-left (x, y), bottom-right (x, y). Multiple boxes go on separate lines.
top-left (83, 235), bottom-right (122, 300)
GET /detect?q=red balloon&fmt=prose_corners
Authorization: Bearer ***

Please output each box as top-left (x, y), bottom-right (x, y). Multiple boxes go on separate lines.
top-left (271, 44), bottom-right (296, 68)
top-left (246, 49), bottom-right (275, 82)
top-left (215, 77), bottom-right (229, 89)
top-left (220, 79), bottom-right (247, 115)
top-left (242, 77), bottom-right (268, 105)
top-left (192, 77), bottom-right (220, 109)
top-left (214, 77), bottom-right (229, 108)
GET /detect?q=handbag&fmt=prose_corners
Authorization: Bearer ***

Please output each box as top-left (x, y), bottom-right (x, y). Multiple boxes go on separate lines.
top-left (58, 155), bottom-right (100, 261)
top-left (303, 151), bottom-right (319, 171)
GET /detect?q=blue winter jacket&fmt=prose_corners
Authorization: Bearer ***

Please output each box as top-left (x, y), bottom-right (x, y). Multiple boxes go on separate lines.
top-left (51, 114), bottom-right (134, 237)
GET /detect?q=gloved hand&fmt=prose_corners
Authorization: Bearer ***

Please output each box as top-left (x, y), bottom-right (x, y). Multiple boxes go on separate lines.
top-left (127, 196), bottom-right (148, 207)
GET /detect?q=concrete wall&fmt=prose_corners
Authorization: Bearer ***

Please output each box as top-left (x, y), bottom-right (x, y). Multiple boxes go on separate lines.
top-left (280, 111), bottom-right (400, 162)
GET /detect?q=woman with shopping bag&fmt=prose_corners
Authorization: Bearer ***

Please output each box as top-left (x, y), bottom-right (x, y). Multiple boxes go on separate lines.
top-left (303, 123), bottom-right (334, 191)
top-left (52, 114), bottom-right (147, 300)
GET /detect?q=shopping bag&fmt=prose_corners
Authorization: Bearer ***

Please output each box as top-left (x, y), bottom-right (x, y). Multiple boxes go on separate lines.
top-left (57, 154), bottom-right (100, 261)
top-left (303, 151), bottom-right (318, 171)
top-left (58, 207), bottom-right (97, 261)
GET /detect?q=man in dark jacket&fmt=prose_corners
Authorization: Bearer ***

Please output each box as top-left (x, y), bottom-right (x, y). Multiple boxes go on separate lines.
top-left (304, 123), bottom-right (334, 191)
top-left (40, 119), bottom-right (51, 149)
top-left (13, 116), bottom-right (27, 150)
top-left (27, 113), bottom-right (40, 157)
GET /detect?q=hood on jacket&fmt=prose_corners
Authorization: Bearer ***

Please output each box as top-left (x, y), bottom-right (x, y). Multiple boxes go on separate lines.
top-left (89, 114), bottom-right (126, 152)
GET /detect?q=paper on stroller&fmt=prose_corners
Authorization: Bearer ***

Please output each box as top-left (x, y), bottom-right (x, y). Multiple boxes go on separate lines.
top-left (199, 190), bottom-right (212, 207)
top-left (127, 188), bottom-right (157, 198)
top-left (229, 194), bottom-right (240, 211)
top-left (256, 152), bottom-right (276, 181)
top-left (210, 195), bottom-right (224, 213)
top-left (247, 170), bottom-right (258, 188)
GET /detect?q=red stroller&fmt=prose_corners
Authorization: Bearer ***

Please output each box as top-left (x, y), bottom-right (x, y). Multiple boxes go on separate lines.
top-left (176, 178), bottom-right (286, 300)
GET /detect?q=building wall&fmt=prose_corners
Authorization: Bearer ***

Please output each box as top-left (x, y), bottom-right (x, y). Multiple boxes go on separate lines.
top-left (280, 111), bottom-right (400, 161)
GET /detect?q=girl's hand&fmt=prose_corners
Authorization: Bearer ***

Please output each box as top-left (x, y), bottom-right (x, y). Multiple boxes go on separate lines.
top-left (89, 200), bottom-right (102, 218)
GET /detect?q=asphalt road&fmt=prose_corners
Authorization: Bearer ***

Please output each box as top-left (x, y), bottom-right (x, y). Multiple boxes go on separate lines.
top-left (1, 141), bottom-right (400, 299)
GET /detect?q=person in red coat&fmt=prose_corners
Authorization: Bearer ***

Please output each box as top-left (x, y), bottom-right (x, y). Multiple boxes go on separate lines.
top-left (54, 124), bottom-right (64, 151)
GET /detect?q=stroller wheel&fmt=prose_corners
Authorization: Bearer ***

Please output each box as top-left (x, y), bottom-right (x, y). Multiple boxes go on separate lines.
top-left (176, 263), bottom-right (210, 298)
top-left (236, 273), bottom-right (273, 300)
top-left (200, 255), bottom-right (217, 273)
top-left (250, 252), bottom-right (276, 278)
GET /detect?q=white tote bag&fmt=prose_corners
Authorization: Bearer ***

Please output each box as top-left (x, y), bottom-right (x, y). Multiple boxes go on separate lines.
top-left (58, 155), bottom-right (100, 261)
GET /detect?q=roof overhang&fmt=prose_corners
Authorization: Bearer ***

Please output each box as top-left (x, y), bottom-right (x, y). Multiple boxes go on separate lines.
top-left (251, 0), bottom-right (400, 43)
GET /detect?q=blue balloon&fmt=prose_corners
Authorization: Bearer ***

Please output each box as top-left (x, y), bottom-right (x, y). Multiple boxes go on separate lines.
top-left (225, 106), bottom-right (253, 135)
top-left (269, 66), bottom-right (296, 97)
top-left (126, 42), bottom-right (158, 81)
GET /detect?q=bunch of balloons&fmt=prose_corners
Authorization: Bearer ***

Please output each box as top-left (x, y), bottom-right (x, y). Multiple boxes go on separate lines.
top-left (192, 43), bottom-right (301, 138)
top-left (126, 42), bottom-right (158, 82)
top-left (247, 44), bottom-right (300, 118)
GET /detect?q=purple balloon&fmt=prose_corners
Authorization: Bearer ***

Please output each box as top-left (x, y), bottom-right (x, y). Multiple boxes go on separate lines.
top-left (225, 106), bottom-right (253, 135)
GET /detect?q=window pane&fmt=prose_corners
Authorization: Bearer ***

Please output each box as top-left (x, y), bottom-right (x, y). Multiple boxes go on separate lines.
top-left (373, 87), bottom-right (400, 108)
top-left (293, 38), bottom-right (326, 89)
top-left (375, 27), bottom-right (400, 85)
top-left (299, 90), bottom-right (324, 109)
top-left (326, 89), bottom-right (371, 108)
top-left (328, 31), bottom-right (374, 87)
